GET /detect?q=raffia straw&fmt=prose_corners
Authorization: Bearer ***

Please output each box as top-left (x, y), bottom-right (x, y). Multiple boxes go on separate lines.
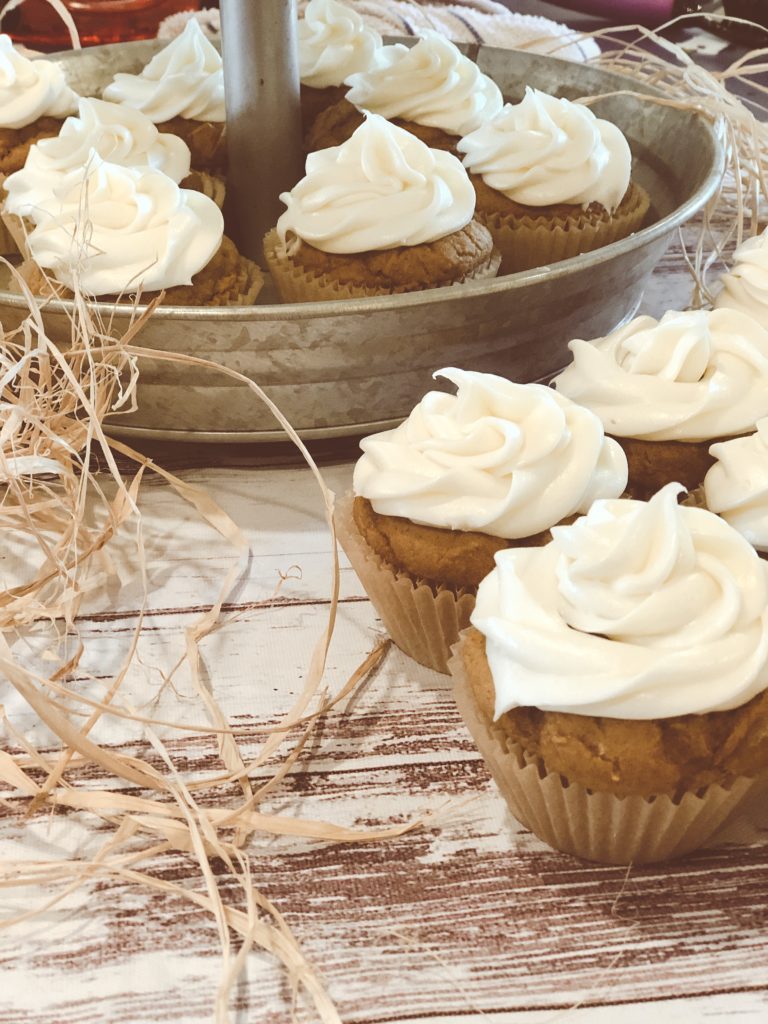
top-left (0, 260), bottom-right (432, 1020)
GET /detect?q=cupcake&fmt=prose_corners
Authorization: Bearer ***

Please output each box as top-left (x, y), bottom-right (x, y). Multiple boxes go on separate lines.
top-left (552, 308), bottom-right (768, 500)
top-left (0, 34), bottom-right (79, 175)
top-left (337, 366), bottom-right (628, 672)
top-left (299, 0), bottom-right (384, 135)
top-left (0, 33), bottom-right (79, 254)
top-left (457, 88), bottom-right (650, 275)
top-left (21, 158), bottom-right (261, 306)
top-left (306, 31), bottom-right (503, 155)
top-left (703, 419), bottom-right (768, 557)
top-left (450, 482), bottom-right (768, 864)
top-left (715, 227), bottom-right (768, 326)
top-left (103, 19), bottom-right (225, 173)
top-left (265, 114), bottom-right (498, 302)
top-left (2, 98), bottom-right (195, 250)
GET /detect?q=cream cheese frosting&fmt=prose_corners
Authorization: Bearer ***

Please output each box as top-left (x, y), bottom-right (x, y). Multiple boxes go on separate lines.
top-left (103, 18), bottom-right (224, 123)
top-left (705, 419), bottom-right (768, 552)
top-left (4, 98), bottom-right (191, 222)
top-left (299, 0), bottom-right (383, 89)
top-left (354, 367), bottom-right (627, 538)
top-left (277, 114), bottom-right (475, 254)
top-left (472, 482), bottom-right (768, 719)
top-left (0, 34), bottom-right (78, 130)
top-left (344, 30), bottom-right (503, 138)
top-left (26, 157), bottom-right (223, 296)
top-left (457, 87), bottom-right (631, 212)
top-left (715, 229), bottom-right (768, 326)
top-left (552, 308), bottom-right (768, 441)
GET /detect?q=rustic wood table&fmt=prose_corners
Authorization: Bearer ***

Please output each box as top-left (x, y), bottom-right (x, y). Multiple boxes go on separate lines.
top-left (2, 222), bottom-right (768, 1023)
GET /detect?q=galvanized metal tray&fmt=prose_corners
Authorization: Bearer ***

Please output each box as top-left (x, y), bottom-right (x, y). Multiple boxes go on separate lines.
top-left (0, 41), bottom-right (724, 442)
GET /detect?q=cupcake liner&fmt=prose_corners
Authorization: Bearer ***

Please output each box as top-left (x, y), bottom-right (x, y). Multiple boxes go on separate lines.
top-left (181, 169), bottom-right (226, 209)
top-left (480, 181), bottom-right (650, 276)
top-left (335, 493), bottom-right (476, 674)
top-left (449, 630), bottom-right (762, 865)
top-left (264, 229), bottom-right (500, 303)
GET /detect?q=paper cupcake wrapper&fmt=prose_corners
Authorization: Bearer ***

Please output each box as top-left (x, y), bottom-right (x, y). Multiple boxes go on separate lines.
top-left (181, 169), bottom-right (226, 209)
top-left (479, 182), bottom-right (650, 276)
top-left (335, 493), bottom-right (476, 674)
top-left (449, 630), bottom-right (761, 865)
top-left (264, 229), bottom-right (500, 303)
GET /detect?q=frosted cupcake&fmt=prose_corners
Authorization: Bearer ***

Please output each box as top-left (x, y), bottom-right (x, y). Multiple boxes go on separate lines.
top-left (103, 19), bottom-right (225, 173)
top-left (457, 88), bottom-right (649, 274)
top-left (0, 34), bottom-right (78, 175)
top-left (2, 98), bottom-right (194, 251)
top-left (306, 31), bottom-right (503, 154)
top-left (337, 366), bottom-right (628, 672)
top-left (299, 0), bottom-right (384, 133)
top-left (265, 115), bottom-right (498, 302)
top-left (450, 482), bottom-right (768, 864)
top-left (553, 308), bottom-right (768, 500)
top-left (21, 158), bottom-right (261, 306)
top-left (703, 419), bottom-right (768, 557)
top-left (715, 227), bottom-right (768, 326)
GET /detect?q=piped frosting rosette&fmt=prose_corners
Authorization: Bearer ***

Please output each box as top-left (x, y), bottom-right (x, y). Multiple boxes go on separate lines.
top-left (553, 308), bottom-right (768, 441)
top-left (103, 19), bottom-right (224, 123)
top-left (3, 98), bottom-right (192, 226)
top-left (449, 481), bottom-right (768, 863)
top-left (0, 34), bottom-right (78, 130)
top-left (336, 367), bottom-right (626, 674)
top-left (354, 367), bottom-right (628, 537)
top-left (299, 0), bottom-right (384, 89)
top-left (715, 229), bottom-right (768, 327)
top-left (473, 482), bottom-right (768, 720)
top-left (265, 114), bottom-right (496, 300)
top-left (705, 419), bottom-right (768, 553)
top-left (25, 156), bottom-right (224, 297)
top-left (457, 87), bottom-right (646, 274)
top-left (459, 87), bottom-right (631, 212)
top-left (344, 30), bottom-right (503, 139)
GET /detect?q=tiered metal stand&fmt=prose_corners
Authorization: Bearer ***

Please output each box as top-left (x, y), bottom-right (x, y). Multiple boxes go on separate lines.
top-left (0, 5), bottom-right (724, 441)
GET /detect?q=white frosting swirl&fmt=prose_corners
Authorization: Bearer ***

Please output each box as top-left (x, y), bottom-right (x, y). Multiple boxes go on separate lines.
top-left (277, 114), bottom-right (475, 253)
top-left (27, 157), bottom-right (223, 296)
top-left (0, 34), bottom-right (78, 130)
top-left (4, 98), bottom-right (191, 222)
top-left (553, 308), bottom-right (768, 441)
top-left (345, 30), bottom-right (503, 137)
top-left (472, 482), bottom-right (768, 719)
top-left (103, 19), bottom-right (224, 122)
top-left (457, 88), bottom-right (631, 212)
top-left (299, 0), bottom-right (383, 89)
top-left (354, 367), bottom-right (627, 538)
top-left (715, 230), bottom-right (768, 327)
top-left (705, 419), bottom-right (768, 552)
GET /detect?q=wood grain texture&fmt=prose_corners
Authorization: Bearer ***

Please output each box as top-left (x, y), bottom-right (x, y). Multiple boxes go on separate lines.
top-left (2, 228), bottom-right (767, 1023)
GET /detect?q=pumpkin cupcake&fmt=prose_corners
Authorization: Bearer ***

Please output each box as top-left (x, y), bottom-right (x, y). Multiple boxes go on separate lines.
top-left (703, 419), bottom-right (768, 557)
top-left (715, 226), bottom-right (768, 326)
top-left (265, 114), bottom-right (498, 302)
top-left (299, 0), bottom-right (384, 136)
top-left (337, 366), bottom-right (627, 672)
top-left (457, 88), bottom-right (649, 275)
top-left (0, 33), bottom-right (79, 176)
top-left (306, 30), bottom-right (502, 154)
top-left (552, 308), bottom-right (768, 500)
top-left (2, 97), bottom-right (196, 251)
top-left (450, 482), bottom-right (768, 864)
top-left (103, 19), bottom-right (226, 174)
top-left (21, 158), bottom-right (261, 306)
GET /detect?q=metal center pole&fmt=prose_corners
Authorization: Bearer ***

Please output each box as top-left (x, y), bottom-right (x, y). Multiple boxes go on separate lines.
top-left (220, 0), bottom-right (303, 267)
